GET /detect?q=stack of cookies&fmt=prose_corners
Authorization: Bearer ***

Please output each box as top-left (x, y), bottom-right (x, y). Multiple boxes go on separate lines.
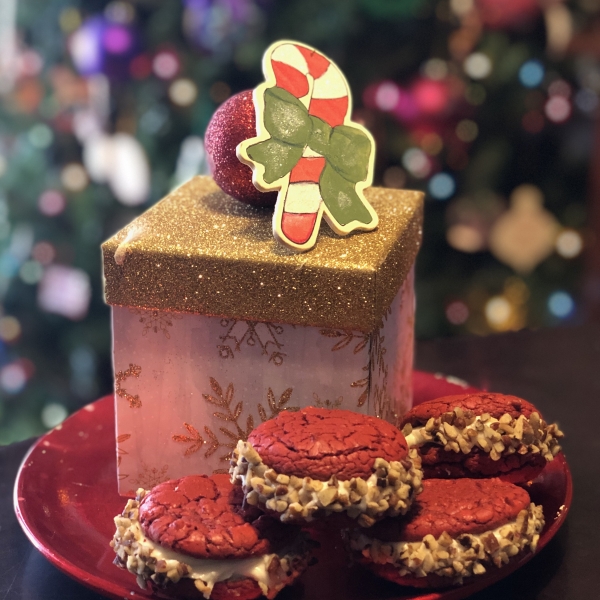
top-left (111, 393), bottom-right (563, 596)
top-left (347, 392), bottom-right (563, 587)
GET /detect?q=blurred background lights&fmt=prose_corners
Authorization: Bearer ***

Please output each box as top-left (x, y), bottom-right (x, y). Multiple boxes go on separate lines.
top-left (548, 79), bottom-right (571, 98)
top-left (153, 51), bottom-right (180, 80)
top-left (485, 296), bottom-right (512, 329)
top-left (41, 403), bottom-right (69, 428)
top-left (429, 172), bottom-right (456, 200)
top-left (455, 119), bottom-right (478, 142)
top-left (38, 265), bottom-right (91, 320)
top-left (545, 96), bottom-right (571, 123)
top-left (463, 53), bottom-right (492, 80)
top-left (519, 60), bottom-right (545, 88)
top-left (382, 166), bottom-right (407, 189)
top-left (105, 1), bottom-right (135, 24)
top-left (548, 291), bottom-right (574, 318)
top-left (103, 25), bottom-right (133, 54)
top-left (422, 58), bottom-right (448, 81)
top-left (61, 163), bottom-right (89, 192)
top-left (0, 316), bottom-right (21, 343)
top-left (402, 148), bottom-right (431, 178)
top-left (0, 362), bottom-right (27, 394)
top-left (32, 241), bottom-right (56, 265)
top-left (20, 260), bottom-right (44, 285)
top-left (374, 82), bottom-right (400, 111)
top-left (28, 124), bottom-right (53, 149)
top-left (445, 301), bottom-right (469, 325)
top-left (450, 0), bottom-right (474, 17)
top-left (574, 88), bottom-right (598, 113)
top-left (420, 132), bottom-right (443, 155)
top-left (38, 190), bottom-right (66, 216)
top-left (446, 224), bottom-right (484, 252)
top-left (168, 78), bottom-right (198, 106)
top-left (555, 229), bottom-right (583, 258)
top-left (209, 81), bottom-right (231, 104)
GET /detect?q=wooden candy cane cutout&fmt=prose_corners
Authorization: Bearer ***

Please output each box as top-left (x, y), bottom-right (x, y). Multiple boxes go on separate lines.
top-left (237, 40), bottom-right (378, 252)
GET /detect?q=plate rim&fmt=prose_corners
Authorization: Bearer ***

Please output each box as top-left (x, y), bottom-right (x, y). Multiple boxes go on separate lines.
top-left (13, 378), bottom-right (572, 600)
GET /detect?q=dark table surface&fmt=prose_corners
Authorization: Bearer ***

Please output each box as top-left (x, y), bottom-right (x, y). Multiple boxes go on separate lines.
top-left (2, 324), bottom-right (598, 600)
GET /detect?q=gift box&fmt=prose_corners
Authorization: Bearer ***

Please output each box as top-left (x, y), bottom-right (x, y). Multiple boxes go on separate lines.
top-left (102, 176), bottom-right (423, 495)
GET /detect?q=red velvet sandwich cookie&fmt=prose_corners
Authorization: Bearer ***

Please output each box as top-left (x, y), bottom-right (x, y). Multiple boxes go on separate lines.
top-left (399, 392), bottom-right (563, 484)
top-left (111, 474), bottom-right (313, 599)
top-left (230, 407), bottom-right (423, 527)
top-left (348, 478), bottom-right (545, 588)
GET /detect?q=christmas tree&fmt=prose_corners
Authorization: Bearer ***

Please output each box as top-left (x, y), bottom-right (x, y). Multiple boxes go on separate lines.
top-left (0, 0), bottom-right (596, 443)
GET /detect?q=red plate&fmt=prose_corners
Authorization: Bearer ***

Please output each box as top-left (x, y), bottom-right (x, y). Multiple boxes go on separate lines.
top-left (14, 371), bottom-right (571, 600)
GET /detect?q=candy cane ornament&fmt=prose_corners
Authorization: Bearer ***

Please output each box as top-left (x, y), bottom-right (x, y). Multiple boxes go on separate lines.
top-left (237, 41), bottom-right (378, 252)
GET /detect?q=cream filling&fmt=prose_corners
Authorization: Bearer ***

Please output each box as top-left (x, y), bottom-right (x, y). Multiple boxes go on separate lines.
top-left (230, 440), bottom-right (423, 527)
top-left (349, 502), bottom-right (544, 583)
top-left (111, 495), bottom-right (301, 599)
top-left (403, 410), bottom-right (563, 462)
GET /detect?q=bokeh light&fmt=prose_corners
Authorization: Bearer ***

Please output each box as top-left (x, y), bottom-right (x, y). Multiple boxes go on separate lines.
top-left (402, 148), bottom-right (431, 178)
top-left (383, 166), bottom-right (407, 189)
top-left (485, 296), bottom-right (512, 329)
top-left (463, 53), bottom-right (492, 79)
top-left (555, 229), bottom-right (583, 258)
top-left (429, 173), bottom-right (456, 200)
top-left (455, 119), bottom-right (478, 142)
top-left (20, 260), bottom-right (44, 284)
top-left (446, 224), bottom-right (484, 252)
top-left (32, 241), bottom-right (56, 265)
top-left (61, 163), bottom-right (89, 192)
top-left (545, 96), bottom-right (571, 123)
top-left (41, 403), bottom-right (69, 428)
top-left (168, 79), bottom-right (198, 107)
top-left (575, 88), bottom-right (598, 113)
top-left (38, 190), bottom-right (66, 216)
top-left (374, 82), bottom-right (401, 111)
top-left (0, 362), bottom-right (27, 394)
top-left (548, 291), bottom-right (574, 318)
top-left (153, 51), bottom-right (180, 80)
top-left (422, 58), bottom-right (448, 80)
top-left (0, 316), bottom-right (21, 343)
top-left (519, 60), bottom-right (544, 88)
top-left (445, 301), bottom-right (469, 325)
top-left (28, 124), bottom-right (53, 148)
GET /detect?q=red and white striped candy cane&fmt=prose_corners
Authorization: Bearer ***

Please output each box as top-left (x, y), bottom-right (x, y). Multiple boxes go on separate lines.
top-left (267, 42), bottom-right (350, 249)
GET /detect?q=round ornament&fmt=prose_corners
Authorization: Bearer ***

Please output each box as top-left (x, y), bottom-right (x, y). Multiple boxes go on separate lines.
top-left (204, 90), bottom-right (276, 206)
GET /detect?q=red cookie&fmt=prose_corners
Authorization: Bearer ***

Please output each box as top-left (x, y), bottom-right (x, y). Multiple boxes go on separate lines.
top-left (399, 393), bottom-right (563, 484)
top-left (348, 478), bottom-right (545, 588)
top-left (230, 407), bottom-right (423, 527)
top-left (112, 474), bottom-right (313, 599)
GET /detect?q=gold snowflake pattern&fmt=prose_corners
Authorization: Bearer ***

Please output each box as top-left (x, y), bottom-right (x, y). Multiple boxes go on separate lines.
top-left (320, 309), bottom-right (392, 418)
top-left (130, 309), bottom-right (183, 339)
top-left (115, 364), bottom-right (142, 408)
top-left (313, 392), bottom-right (343, 409)
top-left (116, 433), bottom-right (131, 468)
top-left (218, 319), bottom-right (287, 365)
top-left (172, 378), bottom-right (298, 472)
top-left (131, 462), bottom-right (170, 488)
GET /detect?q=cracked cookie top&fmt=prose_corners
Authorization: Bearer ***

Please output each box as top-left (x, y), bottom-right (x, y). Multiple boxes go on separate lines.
top-left (138, 474), bottom-right (298, 560)
top-left (247, 407), bottom-right (409, 481)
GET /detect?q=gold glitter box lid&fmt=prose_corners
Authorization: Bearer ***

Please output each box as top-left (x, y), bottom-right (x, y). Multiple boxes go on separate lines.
top-left (102, 176), bottom-right (423, 332)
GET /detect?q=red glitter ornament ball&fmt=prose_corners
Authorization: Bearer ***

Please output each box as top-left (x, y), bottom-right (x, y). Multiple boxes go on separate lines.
top-left (205, 90), bottom-right (277, 207)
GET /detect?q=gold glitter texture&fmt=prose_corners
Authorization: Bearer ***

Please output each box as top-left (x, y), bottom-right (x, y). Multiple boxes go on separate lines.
top-left (115, 364), bottom-right (142, 408)
top-left (102, 176), bottom-right (423, 333)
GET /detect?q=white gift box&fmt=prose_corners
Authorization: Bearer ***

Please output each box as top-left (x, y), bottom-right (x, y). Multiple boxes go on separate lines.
top-left (103, 176), bottom-right (423, 495)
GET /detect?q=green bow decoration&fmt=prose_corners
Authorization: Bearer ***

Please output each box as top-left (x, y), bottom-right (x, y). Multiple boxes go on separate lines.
top-left (246, 87), bottom-right (374, 227)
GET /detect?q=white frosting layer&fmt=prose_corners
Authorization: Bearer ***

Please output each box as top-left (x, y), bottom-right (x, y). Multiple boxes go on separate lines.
top-left (129, 520), bottom-right (273, 594)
